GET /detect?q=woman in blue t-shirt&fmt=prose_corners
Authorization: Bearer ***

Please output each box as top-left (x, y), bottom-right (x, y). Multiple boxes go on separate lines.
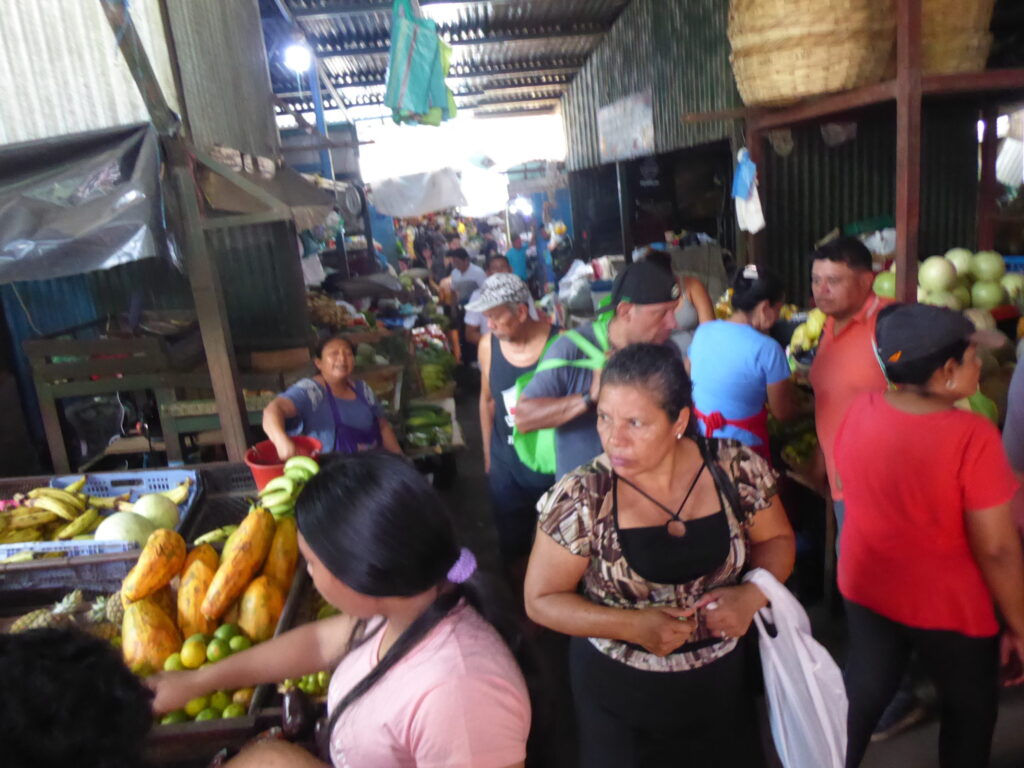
top-left (262, 336), bottom-right (403, 459)
top-left (687, 266), bottom-right (800, 460)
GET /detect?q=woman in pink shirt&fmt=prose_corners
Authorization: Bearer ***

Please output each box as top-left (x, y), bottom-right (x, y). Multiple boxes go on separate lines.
top-left (150, 453), bottom-right (532, 768)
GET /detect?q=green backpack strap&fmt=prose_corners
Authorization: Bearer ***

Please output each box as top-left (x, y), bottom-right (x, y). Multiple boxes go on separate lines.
top-left (511, 324), bottom-right (609, 475)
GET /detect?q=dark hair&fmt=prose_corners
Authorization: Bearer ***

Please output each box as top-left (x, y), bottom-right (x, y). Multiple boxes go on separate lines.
top-left (445, 232), bottom-right (460, 244)
top-left (601, 343), bottom-right (693, 421)
top-left (313, 334), bottom-right (354, 359)
top-left (485, 254), bottom-right (510, 271)
top-left (877, 306), bottom-right (969, 385)
top-left (641, 248), bottom-right (673, 274)
top-left (296, 453), bottom-right (539, 739)
top-left (812, 236), bottom-right (873, 272)
top-left (732, 266), bottom-right (785, 312)
top-left (0, 628), bottom-right (153, 768)
top-left (449, 247), bottom-right (471, 263)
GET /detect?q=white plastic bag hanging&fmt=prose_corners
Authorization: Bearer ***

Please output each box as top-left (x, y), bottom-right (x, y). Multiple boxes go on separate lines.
top-left (733, 149), bottom-right (766, 234)
top-left (744, 568), bottom-right (847, 768)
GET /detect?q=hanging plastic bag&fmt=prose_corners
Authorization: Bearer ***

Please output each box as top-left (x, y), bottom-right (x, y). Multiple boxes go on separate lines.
top-left (733, 148), bottom-right (766, 234)
top-left (384, 0), bottom-right (439, 116)
top-left (744, 568), bottom-right (847, 768)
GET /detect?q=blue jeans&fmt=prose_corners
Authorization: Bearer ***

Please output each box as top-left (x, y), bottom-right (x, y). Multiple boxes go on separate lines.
top-left (834, 498), bottom-right (845, 558)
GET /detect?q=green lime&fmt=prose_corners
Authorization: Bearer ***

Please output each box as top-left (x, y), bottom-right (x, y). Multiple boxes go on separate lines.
top-left (160, 710), bottom-right (188, 725)
top-left (163, 652), bottom-right (185, 672)
top-left (209, 690), bottom-right (232, 711)
top-left (222, 703), bottom-right (247, 719)
top-left (214, 623), bottom-right (241, 641)
top-left (229, 635), bottom-right (252, 653)
top-left (179, 638), bottom-right (207, 669)
top-left (186, 633), bottom-right (211, 645)
top-left (206, 638), bottom-right (231, 663)
top-left (194, 707), bottom-right (221, 721)
top-left (184, 696), bottom-right (209, 718)
top-left (316, 670), bottom-right (330, 689)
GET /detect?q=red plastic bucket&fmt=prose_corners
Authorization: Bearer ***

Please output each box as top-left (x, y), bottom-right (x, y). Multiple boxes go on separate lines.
top-left (244, 436), bottom-right (322, 491)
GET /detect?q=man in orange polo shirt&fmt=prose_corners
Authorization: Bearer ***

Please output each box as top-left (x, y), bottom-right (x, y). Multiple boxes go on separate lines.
top-left (808, 237), bottom-right (892, 537)
top-left (808, 237), bottom-right (921, 741)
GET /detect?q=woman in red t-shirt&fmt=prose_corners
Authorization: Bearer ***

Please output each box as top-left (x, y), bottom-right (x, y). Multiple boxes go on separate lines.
top-left (835, 303), bottom-right (1024, 768)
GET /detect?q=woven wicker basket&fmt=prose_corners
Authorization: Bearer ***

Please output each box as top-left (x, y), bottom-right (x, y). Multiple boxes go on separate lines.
top-left (922, 0), bottom-right (996, 35)
top-left (922, 30), bottom-right (993, 74)
top-left (728, 0), bottom-right (896, 107)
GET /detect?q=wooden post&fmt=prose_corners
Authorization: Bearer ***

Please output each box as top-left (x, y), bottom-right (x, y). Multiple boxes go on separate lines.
top-left (616, 161), bottom-right (633, 260)
top-left (895, 0), bottom-right (923, 303)
top-left (164, 142), bottom-right (251, 462)
top-left (98, 0), bottom-right (179, 136)
top-left (977, 107), bottom-right (999, 251)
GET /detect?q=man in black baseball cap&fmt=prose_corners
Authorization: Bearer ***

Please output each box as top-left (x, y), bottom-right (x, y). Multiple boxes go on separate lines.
top-left (516, 260), bottom-right (680, 480)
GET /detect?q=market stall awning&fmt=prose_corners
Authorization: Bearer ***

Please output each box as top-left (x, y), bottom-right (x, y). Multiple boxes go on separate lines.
top-left (369, 167), bottom-right (467, 217)
top-left (0, 124), bottom-right (164, 285)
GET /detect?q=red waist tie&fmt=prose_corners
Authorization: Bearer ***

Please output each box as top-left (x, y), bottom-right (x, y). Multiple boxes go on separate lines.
top-left (692, 406), bottom-right (771, 462)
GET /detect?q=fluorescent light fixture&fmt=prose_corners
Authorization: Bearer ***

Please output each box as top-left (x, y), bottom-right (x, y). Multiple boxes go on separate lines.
top-left (284, 43), bottom-right (313, 73)
top-left (510, 195), bottom-right (534, 216)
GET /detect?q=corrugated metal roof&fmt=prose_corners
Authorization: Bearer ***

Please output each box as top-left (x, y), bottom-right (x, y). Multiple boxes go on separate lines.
top-left (264, 0), bottom-right (629, 114)
top-left (0, 0), bottom-right (180, 145)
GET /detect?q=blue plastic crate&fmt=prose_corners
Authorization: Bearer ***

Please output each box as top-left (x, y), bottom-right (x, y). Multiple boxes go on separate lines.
top-left (1004, 256), bottom-right (1024, 274)
top-left (50, 469), bottom-right (202, 531)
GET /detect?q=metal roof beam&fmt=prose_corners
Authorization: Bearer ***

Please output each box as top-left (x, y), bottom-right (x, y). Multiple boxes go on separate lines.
top-left (293, 1), bottom-right (531, 21)
top-left (307, 63), bottom-right (582, 89)
top-left (278, 90), bottom-right (562, 112)
top-left (275, 70), bottom-right (573, 97)
top-left (316, 24), bottom-right (609, 56)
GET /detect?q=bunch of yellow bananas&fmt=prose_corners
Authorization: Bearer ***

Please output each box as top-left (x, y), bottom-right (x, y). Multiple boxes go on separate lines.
top-left (788, 309), bottom-right (827, 354)
top-left (0, 476), bottom-right (191, 555)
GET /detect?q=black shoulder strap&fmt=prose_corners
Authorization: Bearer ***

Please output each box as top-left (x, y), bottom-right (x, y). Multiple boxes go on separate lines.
top-left (697, 437), bottom-right (744, 528)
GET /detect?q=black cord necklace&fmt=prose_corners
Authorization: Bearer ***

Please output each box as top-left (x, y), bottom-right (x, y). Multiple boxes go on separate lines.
top-left (615, 462), bottom-right (707, 538)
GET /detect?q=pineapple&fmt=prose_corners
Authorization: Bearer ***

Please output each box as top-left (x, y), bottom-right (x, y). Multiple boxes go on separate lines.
top-left (10, 589), bottom-right (83, 633)
top-left (84, 597), bottom-right (120, 642)
top-left (104, 591), bottom-right (125, 625)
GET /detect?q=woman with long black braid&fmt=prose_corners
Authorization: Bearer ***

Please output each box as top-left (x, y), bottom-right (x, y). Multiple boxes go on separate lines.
top-left (149, 453), bottom-right (532, 767)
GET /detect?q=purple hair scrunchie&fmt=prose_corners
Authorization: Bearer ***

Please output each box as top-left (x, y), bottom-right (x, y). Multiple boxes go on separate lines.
top-left (446, 547), bottom-right (477, 584)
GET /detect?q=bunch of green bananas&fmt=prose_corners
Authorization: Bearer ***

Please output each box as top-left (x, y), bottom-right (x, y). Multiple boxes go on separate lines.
top-left (251, 456), bottom-right (320, 520)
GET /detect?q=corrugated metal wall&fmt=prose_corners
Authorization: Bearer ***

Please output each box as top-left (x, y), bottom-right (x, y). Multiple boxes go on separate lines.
top-left (164, 0), bottom-right (280, 157)
top-left (561, 0), bottom-right (740, 171)
top-left (0, 0), bottom-right (180, 145)
top-left (3, 221), bottom-right (310, 443)
top-left (762, 103), bottom-right (979, 304)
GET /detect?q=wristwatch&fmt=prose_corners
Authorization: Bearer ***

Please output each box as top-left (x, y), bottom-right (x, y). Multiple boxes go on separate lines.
top-left (581, 391), bottom-right (594, 409)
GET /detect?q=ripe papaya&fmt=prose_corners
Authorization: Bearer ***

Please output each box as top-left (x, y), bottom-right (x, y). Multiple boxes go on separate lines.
top-left (121, 528), bottom-right (186, 603)
top-left (262, 517), bottom-right (298, 590)
top-left (122, 597), bottom-right (181, 676)
top-left (177, 560), bottom-right (217, 639)
top-left (151, 584), bottom-right (176, 622)
top-left (181, 543), bottom-right (219, 578)
top-left (237, 575), bottom-right (285, 642)
top-left (201, 508), bottom-right (275, 621)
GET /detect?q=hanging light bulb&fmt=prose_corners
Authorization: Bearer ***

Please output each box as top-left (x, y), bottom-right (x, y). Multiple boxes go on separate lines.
top-left (284, 43), bottom-right (313, 73)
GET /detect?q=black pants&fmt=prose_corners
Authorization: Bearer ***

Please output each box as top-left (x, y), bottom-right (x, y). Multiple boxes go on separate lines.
top-left (487, 453), bottom-right (552, 562)
top-left (844, 600), bottom-right (999, 768)
top-left (569, 636), bottom-right (765, 768)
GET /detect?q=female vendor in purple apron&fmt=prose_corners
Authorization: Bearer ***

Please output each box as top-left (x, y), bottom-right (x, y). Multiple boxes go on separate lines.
top-left (263, 336), bottom-right (403, 459)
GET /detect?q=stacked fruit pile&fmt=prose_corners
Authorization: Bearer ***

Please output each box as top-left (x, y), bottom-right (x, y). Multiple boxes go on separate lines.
top-left (404, 403), bottom-right (453, 448)
top-left (787, 309), bottom-right (827, 356)
top-left (0, 477), bottom-right (192, 554)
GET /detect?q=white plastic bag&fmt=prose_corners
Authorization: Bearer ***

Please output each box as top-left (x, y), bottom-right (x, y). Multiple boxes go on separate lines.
top-left (744, 568), bottom-right (847, 768)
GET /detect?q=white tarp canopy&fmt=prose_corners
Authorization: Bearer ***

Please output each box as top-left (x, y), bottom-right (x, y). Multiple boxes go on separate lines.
top-left (369, 167), bottom-right (467, 217)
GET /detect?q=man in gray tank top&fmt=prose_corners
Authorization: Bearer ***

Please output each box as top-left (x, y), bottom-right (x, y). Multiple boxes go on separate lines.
top-left (471, 274), bottom-right (556, 564)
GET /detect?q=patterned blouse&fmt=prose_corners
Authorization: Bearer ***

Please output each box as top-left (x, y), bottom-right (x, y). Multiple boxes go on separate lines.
top-left (536, 440), bottom-right (778, 672)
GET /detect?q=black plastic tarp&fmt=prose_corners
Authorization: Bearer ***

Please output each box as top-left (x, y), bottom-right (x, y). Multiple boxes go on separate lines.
top-left (0, 123), bottom-right (166, 285)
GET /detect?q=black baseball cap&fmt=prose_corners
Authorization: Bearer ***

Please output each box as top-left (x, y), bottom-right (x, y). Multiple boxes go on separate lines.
top-left (599, 261), bottom-right (679, 313)
top-left (875, 303), bottom-right (1004, 369)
